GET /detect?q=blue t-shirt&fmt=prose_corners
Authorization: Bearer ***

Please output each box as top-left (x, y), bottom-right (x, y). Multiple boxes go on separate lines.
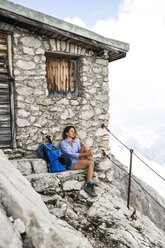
top-left (59, 139), bottom-right (81, 164)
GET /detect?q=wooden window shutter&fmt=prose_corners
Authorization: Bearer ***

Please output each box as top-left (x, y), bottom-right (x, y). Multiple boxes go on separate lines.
top-left (46, 57), bottom-right (78, 96)
top-left (0, 31), bottom-right (16, 148)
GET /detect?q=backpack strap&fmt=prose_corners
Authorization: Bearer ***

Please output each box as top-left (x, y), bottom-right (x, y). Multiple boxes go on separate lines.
top-left (37, 144), bottom-right (45, 158)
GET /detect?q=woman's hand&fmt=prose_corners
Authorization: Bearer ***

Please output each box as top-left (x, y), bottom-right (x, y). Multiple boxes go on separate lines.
top-left (86, 149), bottom-right (93, 156)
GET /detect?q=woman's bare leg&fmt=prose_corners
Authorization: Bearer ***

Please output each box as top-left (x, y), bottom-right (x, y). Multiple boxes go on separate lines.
top-left (74, 159), bottom-right (94, 181)
top-left (79, 143), bottom-right (94, 160)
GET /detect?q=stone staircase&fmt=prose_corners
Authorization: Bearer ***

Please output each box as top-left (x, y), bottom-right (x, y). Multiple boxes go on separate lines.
top-left (11, 158), bottom-right (113, 200)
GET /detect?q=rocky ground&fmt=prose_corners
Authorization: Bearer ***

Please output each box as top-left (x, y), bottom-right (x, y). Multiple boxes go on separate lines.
top-left (12, 156), bottom-right (165, 248)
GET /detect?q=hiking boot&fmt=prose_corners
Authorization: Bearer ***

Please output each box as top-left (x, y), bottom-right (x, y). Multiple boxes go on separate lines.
top-left (94, 163), bottom-right (103, 172)
top-left (84, 183), bottom-right (97, 197)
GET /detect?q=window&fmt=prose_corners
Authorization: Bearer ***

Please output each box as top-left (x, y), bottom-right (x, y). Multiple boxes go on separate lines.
top-left (46, 55), bottom-right (78, 96)
top-left (0, 30), bottom-right (16, 148)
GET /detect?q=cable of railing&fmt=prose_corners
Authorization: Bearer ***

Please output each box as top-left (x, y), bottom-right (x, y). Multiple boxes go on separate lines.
top-left (103, 151), bottom-right (165, 211)
top-left (101, 124), bottom-right (165, 182)
top-left (101, 124), bottom-right (130, 151)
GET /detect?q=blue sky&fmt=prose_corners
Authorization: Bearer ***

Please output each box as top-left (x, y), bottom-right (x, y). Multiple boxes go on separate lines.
top-left (10, 0), bottom-right (123, 27)
top-left (9, 0), bottom-right (165, 165)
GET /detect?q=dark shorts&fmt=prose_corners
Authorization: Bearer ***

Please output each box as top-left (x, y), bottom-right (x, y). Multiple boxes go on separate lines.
top-left (67, 159), bottom-right (77, 170)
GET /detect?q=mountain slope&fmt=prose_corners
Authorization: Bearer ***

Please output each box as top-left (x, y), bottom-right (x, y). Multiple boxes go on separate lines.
top-left (1, 150), bottom-right (165, 247)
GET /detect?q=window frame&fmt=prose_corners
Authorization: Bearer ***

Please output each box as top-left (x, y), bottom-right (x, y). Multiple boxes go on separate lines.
top-left (45, 52), bottom-right (80, 97)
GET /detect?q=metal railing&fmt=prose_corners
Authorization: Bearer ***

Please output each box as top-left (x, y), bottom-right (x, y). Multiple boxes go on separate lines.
top-left (101, 124), bottom-right (165, 211)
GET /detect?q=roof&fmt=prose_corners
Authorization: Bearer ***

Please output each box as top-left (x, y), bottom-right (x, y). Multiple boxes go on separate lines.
top-left (0, 0), bottom-right (129, 62)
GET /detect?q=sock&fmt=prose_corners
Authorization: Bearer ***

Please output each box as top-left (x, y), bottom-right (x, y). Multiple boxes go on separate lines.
top-left (87, 180), bottom-right (93, 184)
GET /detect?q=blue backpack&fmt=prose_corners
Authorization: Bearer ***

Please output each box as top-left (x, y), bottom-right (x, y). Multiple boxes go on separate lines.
top-left (37, 143), bottom-right (66, 173)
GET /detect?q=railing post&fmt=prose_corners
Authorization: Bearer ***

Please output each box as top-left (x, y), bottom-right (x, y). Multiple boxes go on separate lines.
top-left (127, 149), bottom-right (134, 209)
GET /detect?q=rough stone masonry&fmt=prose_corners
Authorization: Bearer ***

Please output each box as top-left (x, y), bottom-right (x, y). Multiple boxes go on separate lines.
top-left (1, 21), bottom-right (110, 159)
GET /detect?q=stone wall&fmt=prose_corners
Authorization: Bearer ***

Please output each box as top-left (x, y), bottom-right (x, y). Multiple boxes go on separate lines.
top-left (0, 22), bottom-right (110, 159)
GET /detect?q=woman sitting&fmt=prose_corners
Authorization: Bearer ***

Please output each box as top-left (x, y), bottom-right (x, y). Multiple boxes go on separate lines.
top-left (59, 125), bottom-right (97, 197)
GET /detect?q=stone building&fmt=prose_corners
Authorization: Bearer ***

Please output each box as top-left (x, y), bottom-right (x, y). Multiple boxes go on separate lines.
top-left (0, 0), bottom-right (129, 159)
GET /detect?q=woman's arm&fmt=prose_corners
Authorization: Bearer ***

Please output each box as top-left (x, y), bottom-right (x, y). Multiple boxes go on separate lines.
top-left (59, 140), bottom-right (79, 160)
top-left (78, 149), bottom-right (93, 158)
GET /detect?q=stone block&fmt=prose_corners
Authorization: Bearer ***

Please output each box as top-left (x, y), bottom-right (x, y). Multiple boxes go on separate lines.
top-left (16, 60), bottom-right (36, 70)
top-left (63, 180), bottom-right (84, 191)
top-left (99, 159), bottom-right (112, 170)
top-left (32, 160), bottom-right (48, 174)
top-left (20, 37), bottom-right (41, 48)
top-left (23, 47), bottom-right (34, 55)
top-left (93, 65), bottom-right (102, 74)
top-left (16, 160), bottom-right (32, 175)
top-left (36, 48), bottom-right (45, 54)
top-left (95, 128), bottom-right (107, 137)
top-left (17, 109), bottom-right (29, 118)
top-left (16, 118), bottom-right (30, 127)
top-left (14, 218), bottom-right (26, 234)
top-left (95, 59), bottom-right (108, 66)
top-left (78, 130), bottom-right (86, 139)
top-left (26, 173), bottom-right (61, 195)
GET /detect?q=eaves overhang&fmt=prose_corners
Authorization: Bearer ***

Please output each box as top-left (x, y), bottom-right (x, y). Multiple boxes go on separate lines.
top-left (0, 0), bottom-right (129, 62)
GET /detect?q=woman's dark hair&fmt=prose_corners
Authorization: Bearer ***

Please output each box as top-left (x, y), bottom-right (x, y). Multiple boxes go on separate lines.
top-left (63, 126), bottom-right (76, 139)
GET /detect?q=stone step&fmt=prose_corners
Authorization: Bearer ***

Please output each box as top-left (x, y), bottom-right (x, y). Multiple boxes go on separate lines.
top-left (11, 158), bottom-right (113, 197)
top-left (11, 158), bottom-right (48, 176)
top-left (26, 170), bottom-right (87, 195)
top-left (11, 158), bottom-right (112, 176)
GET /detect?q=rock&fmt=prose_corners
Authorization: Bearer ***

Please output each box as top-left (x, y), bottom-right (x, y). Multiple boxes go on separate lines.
top-left (32, 159), bottom-right (48, 174)
top-left (109, 153), bottom-right (165, 232)
top-left (20, 37), bottom-right (41, 48)
top-left (95, 95), bottom-right (109, 102)
top-left (63, 180), bottom-right (84, 191)
top-left (16, 118), bottom-right (30, 127)
top-left (78, 130), bottom-right (87, 139)
top-left (70, 100), bottom-right (79, 106)
top-left (16, 160), bottom-right (32, 175)
top-left (14, 218), bottom-right (26, 234)
top-left (2, 149), bottom-right (165, 247)
top-left (0, 209), bottom-right (22, 248)
top-left (0, 150), bottom-right (92, 248)
top-left (99, 158), bottom-right (112, 170)
top-left (100, 140), bottom-right (110, 150)
top-left (16, 60), bottom-right (36, 70)
top-left (79, 106), bottom-right (94, 120)
top-left (38, 98), bottom-right (54, 105)
top-left (95, 59), bottom-right (108, 66)
top-left (85, 138), bottom-right (93, 147)
top-left (17, 109), bottom-right (29, 118)
top-left (26, 173), bottom-right (61, 194)
top-left (36, 48), bottom-right (45, 54)
top-left (93, 65), bottom-right (102, 74)
top-left (23, 47), bottom-right (34, 55)
top-left (60, 109), bottom-right (69, 120)
top-left (95, 128), bottom-right (107, 137)
top-left (57, 98), bottom-right (70, 105)
top-left (34, 117), bottom-right (47, 127)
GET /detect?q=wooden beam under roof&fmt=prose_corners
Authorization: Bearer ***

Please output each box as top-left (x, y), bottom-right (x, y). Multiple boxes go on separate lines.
top-left (0, 8), bottom-right (127, 62)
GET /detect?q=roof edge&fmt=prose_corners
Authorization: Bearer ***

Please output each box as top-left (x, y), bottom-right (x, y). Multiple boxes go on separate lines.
top-left (0, 0), bottom-right (129, 53)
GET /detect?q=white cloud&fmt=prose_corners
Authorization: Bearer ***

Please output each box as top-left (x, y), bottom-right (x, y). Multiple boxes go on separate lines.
top-left (121, 129), bottom-right (159, 148)
top-left (92, 0), bottom-right (165, 131)
top-left (64, 16), bottom-right (86, 28)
